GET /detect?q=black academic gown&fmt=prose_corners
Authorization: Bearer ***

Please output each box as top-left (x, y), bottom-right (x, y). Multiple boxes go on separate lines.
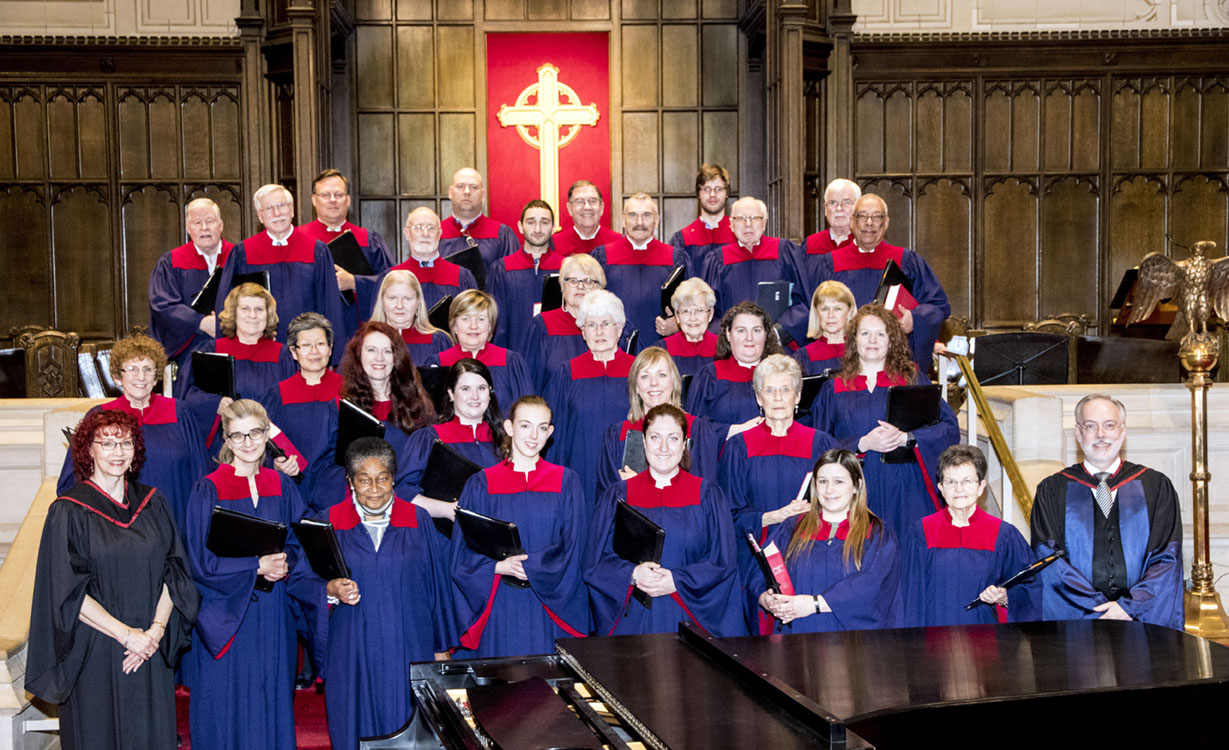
top-left (26, 481), bottom-right (199, 750)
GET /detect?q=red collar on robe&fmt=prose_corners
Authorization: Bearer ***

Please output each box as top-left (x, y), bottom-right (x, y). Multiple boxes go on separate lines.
top-left (503, 248), bottom-right (563, 272)
top-left (809, 516), bottom-right (875, 541)
top-left (59, 481), bottom-right (157, 529)
top-left (297, 219), bottom-right (370, 247)
top-left (484, 459), bottom-right (565, 494)
top-left (330, 496), bottom-right (418, 530)
top-left (435, 417), bottom-right (493, 444)
top-left (664, 331), bottom-right (717, 358)
top-left (602, 237), bottom-right (675, 266)
top-left (1060, 464), bottom-right (1148, 491)
top-left (372, 400), bottom-right (392, 421)
top-left (833, 371), bottom-right (909, 392)
top-left (170, 240), bottom-right (234, 270)
top-left (679, 216), bottom-right (735, 247)
top-left (570, 349), bottom-right (635, 380)
top-left (831, 242), bottom-right (905, 272)
top-left (720, 236), bottom-right (781, 266)
top-left (391, 256), bottom-right (462, 286)
top-left (743, 420), bottom-right (817, 458)
top-left (100, 393), bottom-right (178, 426)
top-left (242, 228), bottom-right (318, 264)
top-left (439, 344), bottom-right (508, 368)
top-left (441, 214), bottom-right (502, 240)
top-left (399, 327), bottom-right (434, 344)
top-left (804, 230), bottom-right (853, 256)
top-left (542, 307), bottom-right (582, 336)
top-left (207, 463), bottom-right (281, 500)
top-left (216, 336), bottom-right (284, 363)
top-left (714, 357), bottom-right (756, 382)
top-left (619, 412), bottom-right (697, 440)
top-left (921, 507), bottom-right (1000, 551)
top-left (625, 470), bottom-right (703, 508)
top-left (803, 339), bottom-right (845, 362)
top-left (278, 370), bottom-right (343, 404)
top-left (554, 225), bottom-right (622, 256)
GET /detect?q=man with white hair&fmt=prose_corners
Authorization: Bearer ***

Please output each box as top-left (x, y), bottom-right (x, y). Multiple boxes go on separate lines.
top-left (438, 167), bottom-right (518, 278)
top-left (1030, 394), bottom-right (1183, 628)
top-left (804, 178), bottom-right (860, 256)
top-left (148, 197), bottom-right (234, 366)
top-left (379, 206), bottom-right (477, 310)
top-left (214, 184), bottom-right (345, 364)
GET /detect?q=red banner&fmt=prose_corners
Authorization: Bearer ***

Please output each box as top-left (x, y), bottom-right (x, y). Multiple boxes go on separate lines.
top-left (486, 32), bottom-right (611, 236)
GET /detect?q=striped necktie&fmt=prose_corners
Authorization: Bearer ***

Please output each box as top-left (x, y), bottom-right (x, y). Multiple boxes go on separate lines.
top-left (1094, 471), bottom-right (1114, 518)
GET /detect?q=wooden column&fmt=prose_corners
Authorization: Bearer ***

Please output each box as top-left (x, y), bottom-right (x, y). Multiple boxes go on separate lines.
top-left (237, 0), bottom-right (272, 233)
top-left (826, 1), bottom-right (857, 182)
top-left (766, 1), bottom-right (812, 243)
top-left (286, 0), bottom-right (321, 221)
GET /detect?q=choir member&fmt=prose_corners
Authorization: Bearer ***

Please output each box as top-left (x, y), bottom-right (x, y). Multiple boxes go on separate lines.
top-left (649, 277), bottom-right (719, 377)
top-left (809, 305), bottom-right (959, 545)
top-left (545, 289), bottom-right (635, 502)
top-left (552, 180), bottom-right (622, 257)
top-left (686, 301), bottom-right (784, 424)
top-left (586, 404), bottom-right (744, 637)
top-left (451, 396), bottom-right (589, 657)
top-left (439, 167), bottom-right (518, 272)
top-left (521, 253), bottom-right (606, 389)
top-left (752, 449), bottom-right (901, 634)
top-left (297, 169), bottom-right (393, 341)
top-left (802, 178), bottom-right (860, 256)
top-left (55, 335), bottom-right (207, 531)
top-left (486, 199), bottom-right (564, 351)
top-left (214, 184), bottom-right (345, 362)
top-left (397, 359), bottom-right (506, 519)
top-left (669, 163), bottom-right (735, 272)
top-left (369, 269), bottom-right (454, 364)
top-left (794, 280), bottom-right (855, 376)
top-left (903, 445), bottom-right (1040, 627)
top-left (184, 399), bottom-right (324, 750)
top-left (423, 290), bottom-right (533, 415)
top-left (322, 437), bottom-right (455, 750)
top-left (27, 410), bottom-right (199, 750)
top-left (380, 207), bottom-right (477, 309)
top-left (591, 192), bottom-right (691, 344)
top-left (148, 197), bottom-right (233, 367)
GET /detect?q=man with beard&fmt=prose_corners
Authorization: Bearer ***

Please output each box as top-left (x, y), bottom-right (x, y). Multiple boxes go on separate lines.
top-left (486, 200), bottom-right (564, 351)
top-left (669, 163), bottom-right (735, 272)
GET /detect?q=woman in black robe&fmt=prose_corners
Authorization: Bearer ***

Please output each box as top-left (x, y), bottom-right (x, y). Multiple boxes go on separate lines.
top-left (26, 409), bottom-right (199, 750)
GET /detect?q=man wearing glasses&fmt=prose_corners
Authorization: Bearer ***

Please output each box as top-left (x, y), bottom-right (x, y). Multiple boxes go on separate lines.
top-left (438, 167), bottom-right (519, 277)
top-left (1030, 394), bottom-right (1183, 628)
top-left (669, 163), bottom-right (736, 271)
top-left (804, 178), bottom-right (860, 257)
top-left (381, 206), bottom-right (478, 310)
top-left (215, 184), bottom-right (345, 364)
top-left (552, 180), bottom-right (622, 257)
top-left (811, 193), bottom-right (950, 373)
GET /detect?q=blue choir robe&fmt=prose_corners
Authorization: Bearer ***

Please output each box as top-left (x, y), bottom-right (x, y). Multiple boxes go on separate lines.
top-left (184, 465), bottom-right (325, 750)
top-left (700, 237), bottom-right (810, 344)
top-left (669, 216), bottom-right (735, 275)
top-left (258, 370), bottom-right (344, 512)
top-left (378, 256), bottom-right (477, 313)
top-left (551, 225), bottom-right (622, 257)
top-left (585, 471), bottom-right (745, 637)
top-left (594, 413), bottom-right (723, 502)
top-left (522, 307), bottom-right (588, 390)
top-left (747, 516), bottom-right (901, 634)
top-left (718, 421), bottom-right (839, 544)
top-left (55, 395), bottom-right (207, 534)
top-left (486, 248), bottom-right (564, 351)
top-left (812, 242), bottom-right (951, 373)
top-left (591, 238), bottom-right (691, 345)
top-left (793, 338), bottom-right (845, 377)
top-left (395, 417), bottom-right (501, 502)
top-left (308, 399), bottom-right (417, 512)
top-left (651, 331), bottom-right (717, 378)
top-left (297, 219), bottom-right (393, 343)
top-left (323, 498), bottom-right (456, 750)
top-left (178, 336), bottom-right (298, 446)
top-left (902, 507), bottom-right (1040, 627)
top-left (451, 460), bottom-right (589, 657)
top-left (395, 327), bottom-right (453, 366)
top-left (148, 241), bottom-right (234, 365)
top-left (423, 344), bottom-right (533, 418)
top-left (803, 229), bottom-right (854, 256)
top-left (439, 214), bottom-right (519, 278)
top-left (215, 229), bottom-right (345, 365)
top-left (809, 371), bottom-right (959, 545)
top-left (685, 358), bottom-right (760, 425)
top-left (1030, 461), bottom-right (1183, 629)
top-left (545, 350), bottom-right (635, 502)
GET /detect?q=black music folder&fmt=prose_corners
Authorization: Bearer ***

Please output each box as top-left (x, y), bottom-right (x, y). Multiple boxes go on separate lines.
top-left (335, 398), bottom-right (386, 466)
top-left (883, 384), bottom-right (941, 463)
top-left (421, 439), bottom-right (483, 504)
top-left (206, 506), bottom-right (287, 592)
top-left (756, 280), bottom-right (793, 322)
top-left (873, 259), bottom-right (917, 312)
top-left (426, 294), bottom-right (452, 332)
top-left (291, 518), bottom-right (351, 581)
top-left (540, 273), bottom-right (562, 313)
top-left (191, 269), bottom-right (270, 314)
top-left (416, 366), bottom-right (450, 415)
top-left (620, 430), bottom-right (647, 475)
top-left (191, 351), bottom-right (238, 399)
top-left (966, 549), bottom-right (1063, 610)
top-left (680, 373), bottom-right (695, 402)
top-left (263, 438), bottom-right (303, 484)
top-left (455, 507), bottom-right (528, 588)
top-left (796, 372), bottom-right (832, 415)
top-left (446, 243), bottom-right (487, 290)
top-left (660, 265), bottom-right (685, 318)
top-left (746, 532), bottom-right (782, 595)
top-left (327, 231), bottom-right (375, 306)
top-left (613, 501), bottom-right (666, 609)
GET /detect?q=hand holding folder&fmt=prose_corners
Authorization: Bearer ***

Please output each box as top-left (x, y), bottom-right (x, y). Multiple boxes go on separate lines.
top-left (455, 507), bottom-right (529, 588)
top-left (965, 549), bottom-right (1063, 610)
top-left (291, 519), bottom-right (351, 581)
top-left (613, 501), bottom-right (666, 609)
top-left (207, 506), bottom-right (288, 592)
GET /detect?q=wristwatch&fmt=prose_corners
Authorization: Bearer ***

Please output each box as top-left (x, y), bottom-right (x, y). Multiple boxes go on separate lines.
top-left (813, 595), bottom-right (823, 614)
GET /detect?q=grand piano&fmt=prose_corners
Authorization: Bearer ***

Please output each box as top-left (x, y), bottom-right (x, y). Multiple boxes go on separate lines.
top-left (365, 620), bottom-right (1229, 749)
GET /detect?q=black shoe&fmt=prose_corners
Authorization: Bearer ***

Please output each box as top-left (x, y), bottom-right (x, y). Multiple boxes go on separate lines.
top-left (295, 663), bottom-right (316, 690)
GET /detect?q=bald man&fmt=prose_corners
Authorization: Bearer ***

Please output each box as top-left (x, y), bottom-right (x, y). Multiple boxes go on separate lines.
top-left (379, 206), bottom-right (477, 310)
top-left (438, 167), bottom-right (518, 283)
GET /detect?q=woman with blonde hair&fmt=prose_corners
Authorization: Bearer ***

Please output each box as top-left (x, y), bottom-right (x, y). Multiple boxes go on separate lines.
top-left (794, 280), bottom-right (855, 376)
top-left (423, 289), bottom-right (533, 415)
top-left (369, 269), bottom-right (453, 364)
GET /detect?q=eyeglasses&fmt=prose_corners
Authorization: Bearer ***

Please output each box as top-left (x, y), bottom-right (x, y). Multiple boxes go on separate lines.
top-left (94, 439), bottom-right (135, 452)
top-left (1078, 421), bottom-right (1122, 435)
top-left (188, 217), bottom-right (220, 228)
top-left (407, 223), bottom-right (438, 234)
top-left (941, 478), bottom-right (980, 490)
top-left (583, 320), bottom-right (617, 331)
top-left (353, 474), bottom-right (393, 489)
top-left (676, 306), bottom-right (711, 319)
top-left (291, 341), bottom-right (331, 352)
top-left (261, 201), bottom-right (292, 214)
top-left (570, 197), bottom-right (601, 207)
top-left (700, 185), bottom-right (728, 195)
top-left (563, 277), bottom-right (600, 288)
top-left (854, 212), bottom-right (887, 223)
top-left (826, 198), bottom-right (855, 209)
top-left (731, 215), bottom-right (765, 224)
top-left (120, 365), bottom-right (157, 376)
top-left (225, 427), bottom-right (267, 444)
top-left (314, 191), bottom-right (347, 201)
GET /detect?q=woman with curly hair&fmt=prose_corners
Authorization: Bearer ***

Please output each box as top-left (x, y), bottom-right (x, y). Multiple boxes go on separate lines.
top-left (28, 409), bottom-right (199, 750)
top-left (368, 269), bottom-right (453, 364)
top-left (808, 305), bottom-right (958, 543)
top-left (684, 300), bottom-right (784, 424)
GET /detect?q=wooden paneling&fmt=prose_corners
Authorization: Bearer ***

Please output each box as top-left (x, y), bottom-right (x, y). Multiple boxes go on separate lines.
top-left (52, 186), bottom-right (114, 335)
top-left (0, 186), bottom-right (51, 328)
top-left (983, 178), bottom-right (1038, 324)
top-left (122, 185), bottom-right (181, 328)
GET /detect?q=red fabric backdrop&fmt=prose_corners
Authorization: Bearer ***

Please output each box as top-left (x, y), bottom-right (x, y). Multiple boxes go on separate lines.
top-left (485, 32), bottom-right (611, 236)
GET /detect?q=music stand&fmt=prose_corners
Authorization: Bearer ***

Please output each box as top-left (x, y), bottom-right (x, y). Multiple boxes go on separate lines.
top-left (972, 332), bottom-right (1070, 386)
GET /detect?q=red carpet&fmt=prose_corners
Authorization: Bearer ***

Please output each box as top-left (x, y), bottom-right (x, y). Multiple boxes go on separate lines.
top-left (175, 685), bottom-right (331, 749)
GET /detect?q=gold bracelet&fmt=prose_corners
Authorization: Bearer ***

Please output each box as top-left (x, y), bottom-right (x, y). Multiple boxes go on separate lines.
top-left (150, 620), bottom-right (167, 630)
